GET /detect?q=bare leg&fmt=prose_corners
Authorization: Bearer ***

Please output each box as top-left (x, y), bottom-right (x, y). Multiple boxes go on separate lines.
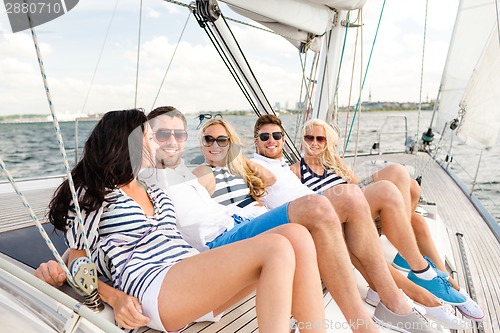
top-left (263, 224), bottom-right (326, 331)
top-left (158, 233), bottom-right (297, 332)
top-left (411, 212), bottom-right (460, 290)
top-left (363, 181), bottom-right (428, 271)
top-left (322, 184), bottom-right (412, 316)
top-left (287, 194), bottom-right (376, 332)
top-left (372, 164), bottom-right (413, 220)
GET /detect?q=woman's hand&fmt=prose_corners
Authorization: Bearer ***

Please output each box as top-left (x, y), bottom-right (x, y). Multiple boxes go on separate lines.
top-left (35, 260), bottom-right (67, 286)
top-left (100, 282), bottom-right (150, 329)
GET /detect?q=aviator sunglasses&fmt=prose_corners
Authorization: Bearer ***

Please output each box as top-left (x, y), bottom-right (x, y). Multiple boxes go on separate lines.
top-left (202, 135), bottom-right (230, 147)
top-left (258, 132), bottom-right (284, 141)
top-left (154, 129), bottom-right (188, 142)
top-left (304, 135), bottom-right (326, 144)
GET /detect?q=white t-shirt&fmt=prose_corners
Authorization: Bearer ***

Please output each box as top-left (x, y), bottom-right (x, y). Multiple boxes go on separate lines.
top-left (140, 159), bottom-right (196, 188)
top-left (169, 179), bottom-right (242, 251)
top-left (140, 161), bottom-right (244, 252)
top-left (251, 153), bottom-right (314, 209)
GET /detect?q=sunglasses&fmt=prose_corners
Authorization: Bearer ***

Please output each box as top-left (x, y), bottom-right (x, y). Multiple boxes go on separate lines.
top-left (202, 135), bottom-right (230, 147)
top-left (154, 129), bottom-right (188, 142)
top-left (304, 135), bottom-right (326, 144)
top-left (258, 132), bottom-right (284, 141)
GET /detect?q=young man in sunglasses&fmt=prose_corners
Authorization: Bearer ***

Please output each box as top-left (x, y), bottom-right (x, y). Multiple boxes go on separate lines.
top-left (140, 106), bottom-right (197, 187)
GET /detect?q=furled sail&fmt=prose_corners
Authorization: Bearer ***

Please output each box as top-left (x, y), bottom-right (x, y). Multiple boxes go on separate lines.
top-left (434, 0), bottom-right (498, 142)
top-left (222, 0), bottom-right (367, 52)
top-left (456, 26), bottom-right (500, 149)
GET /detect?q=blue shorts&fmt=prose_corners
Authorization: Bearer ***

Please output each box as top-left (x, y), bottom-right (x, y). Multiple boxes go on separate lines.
top-left (206, 202), bottom-right (290, 249)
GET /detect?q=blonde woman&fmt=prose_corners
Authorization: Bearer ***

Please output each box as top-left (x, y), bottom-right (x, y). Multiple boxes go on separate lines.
top-left (291, 118), bottom-right (483, 322)
top-left (193, 118), bottom-right (275, 217)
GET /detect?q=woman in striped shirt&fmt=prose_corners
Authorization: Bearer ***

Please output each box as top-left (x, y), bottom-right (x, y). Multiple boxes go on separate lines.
top-left (46, 109), bottom-right (326, 333)
top-left (290, 118), bottom-right (482, 323)
top-left (193, 118), bottom-right (275, 217)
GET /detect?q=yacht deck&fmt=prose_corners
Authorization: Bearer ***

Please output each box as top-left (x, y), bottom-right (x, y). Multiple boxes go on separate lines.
top-left (0, 152), bottom-right (498, 333)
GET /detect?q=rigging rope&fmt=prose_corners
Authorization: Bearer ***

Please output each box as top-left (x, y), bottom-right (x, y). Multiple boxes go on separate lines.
top-left (7, 12), bottom-right (97, 290)
top-left (344, 0), bottom-right (386, 153)
top-left (81, 0), bottom-right (120, 116)
top-left (496, 0), bottom-right (500, 45)
top-left (23, 8), bottom-right (92, 274)
top-left (414, 0), bottom-right (429, 177)
top-left (151, 11), bottom-right (192, 110)
top-left (135, 0), bottom-right (143, 108)
top-left (162, 0), bottom-right (312, 45)
top-left (0, 159), bottom-right (74, 285)
top-left (192, 2), bottom-right (300, 162)
top-left (342, 10), bottom-right (361, 159)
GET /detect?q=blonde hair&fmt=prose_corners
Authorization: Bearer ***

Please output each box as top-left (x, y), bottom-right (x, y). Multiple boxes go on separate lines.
top-left (200, 119), bottom-right (267, 200)
top-left (301, 119), bottom-right (355, 182)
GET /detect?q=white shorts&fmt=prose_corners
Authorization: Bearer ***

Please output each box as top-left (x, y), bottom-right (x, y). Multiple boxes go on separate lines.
top-left (141, 266), bottom-right (223, 332)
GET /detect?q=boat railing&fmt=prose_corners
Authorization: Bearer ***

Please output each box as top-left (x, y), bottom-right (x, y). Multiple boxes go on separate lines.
top-left (370, 115), bottom-right (408, 155)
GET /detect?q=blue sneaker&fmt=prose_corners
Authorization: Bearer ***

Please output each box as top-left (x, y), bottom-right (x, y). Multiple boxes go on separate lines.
top-left (422, 256), bottom-right (448, 278)
top-left (392, 252), bottom-right (411, 272)
top-left (407, 272), bottom-right (467, 305)
top-left (393, 253), bottom-right (449, 278)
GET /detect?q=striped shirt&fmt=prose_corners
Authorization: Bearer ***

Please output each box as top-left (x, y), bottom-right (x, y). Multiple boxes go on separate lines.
top-left (299, 158), bottom-right (347, 193)
top-left (210, 165), bottom-right (255, 208)
top-left (65, 185), bottom-right (199, 302)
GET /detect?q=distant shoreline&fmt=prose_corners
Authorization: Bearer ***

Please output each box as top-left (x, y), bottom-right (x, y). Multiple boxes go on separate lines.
top-left (0, 108), bottom-right (432, 123)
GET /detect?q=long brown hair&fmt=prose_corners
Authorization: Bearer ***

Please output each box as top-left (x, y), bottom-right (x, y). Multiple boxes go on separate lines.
top-left (49, 109), bottom-right (147, 231)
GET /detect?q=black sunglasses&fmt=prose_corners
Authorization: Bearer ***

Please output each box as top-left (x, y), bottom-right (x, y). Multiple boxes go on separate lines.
top-left (202, 135), bottom-right (230, 147)
top-left (258, 132), bottom-right (284, 141)
top-left (304, 135), bottom-right (326, 144)
top-left (154, 129), bottom-right (188, 142)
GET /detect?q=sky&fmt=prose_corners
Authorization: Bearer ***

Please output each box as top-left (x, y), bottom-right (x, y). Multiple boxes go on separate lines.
top-left (0, 0), bottom-right (459, 117)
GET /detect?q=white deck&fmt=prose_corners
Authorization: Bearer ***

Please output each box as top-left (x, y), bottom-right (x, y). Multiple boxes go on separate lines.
top-left (0, 152), bottom-right (498, 333)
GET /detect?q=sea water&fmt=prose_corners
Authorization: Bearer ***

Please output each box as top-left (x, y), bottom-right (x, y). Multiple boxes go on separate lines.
top-left (0, 111), bottom-right (498, 222)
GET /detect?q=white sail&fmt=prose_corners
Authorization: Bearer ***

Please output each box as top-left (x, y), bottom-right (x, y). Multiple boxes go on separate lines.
top-left (457, 26), bottom-right (500, 149)
top-left (434, 0), bottom-right (498, 137)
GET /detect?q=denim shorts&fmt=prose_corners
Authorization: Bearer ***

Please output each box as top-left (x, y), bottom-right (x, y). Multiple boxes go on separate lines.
top-left (206, 202), bottom-right (290, 249)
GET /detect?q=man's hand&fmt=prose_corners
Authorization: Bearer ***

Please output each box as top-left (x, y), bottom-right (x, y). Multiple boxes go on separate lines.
top-left (34, 260), bottom-right (67, 286)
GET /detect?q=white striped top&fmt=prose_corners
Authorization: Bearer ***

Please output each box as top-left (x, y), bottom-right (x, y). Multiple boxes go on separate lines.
top-left (299, 158), bottom-right (347, 193)
top-left (210, 165), bottom-right (255, 208)
top-left (65, 185), bottom-right (199, 302)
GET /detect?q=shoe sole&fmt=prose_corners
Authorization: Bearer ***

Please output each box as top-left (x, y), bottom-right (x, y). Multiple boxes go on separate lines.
top-left (425, 314), bottom-right (468, 330)
top-left (391, 262), bottom-right (411, 272)
top-left (432, 296), bottom-right (467, 306)
top-left (373, 315), bottom-right (412, 333)
top-left (365, 296), bottom-right (379, 307)
top-left (457, 306), bottom-right (485, 321)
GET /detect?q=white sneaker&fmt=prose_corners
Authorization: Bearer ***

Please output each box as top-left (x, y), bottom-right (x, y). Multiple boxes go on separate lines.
top-left (365, 287), bottom-right (426, 315)
top-left (456, 288), bottom-right (485, 321)
top-left (416, 301), bottom-right (468, 330)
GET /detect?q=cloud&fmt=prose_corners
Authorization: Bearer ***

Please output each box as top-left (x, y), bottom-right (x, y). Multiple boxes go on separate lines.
top-left (0, 0), bottom-right (459, 116)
